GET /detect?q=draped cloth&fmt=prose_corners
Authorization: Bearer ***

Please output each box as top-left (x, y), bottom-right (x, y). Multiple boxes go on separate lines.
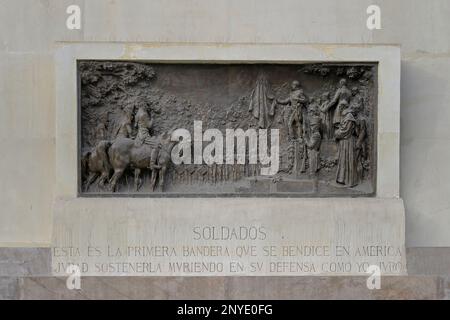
top-left (248, 75), bottom-right (275, 128)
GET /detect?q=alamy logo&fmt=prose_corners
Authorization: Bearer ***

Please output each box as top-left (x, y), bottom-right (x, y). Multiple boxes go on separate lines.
top-left (366, 5), bottom-right (381, 30)
top-left (171, 121), bottom-right (280, 176)
top-left (366, 265), bottom-right (381, 290)
top-left (66, 264), bottom-right (81, 290)
top-left (66, 5), bottom-right (81, 30)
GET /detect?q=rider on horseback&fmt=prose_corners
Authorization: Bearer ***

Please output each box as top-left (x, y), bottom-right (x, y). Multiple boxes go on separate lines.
top-left (134, 104), bottom-right (161, 170)
top-left (115, 105), bottom-right (134, 138)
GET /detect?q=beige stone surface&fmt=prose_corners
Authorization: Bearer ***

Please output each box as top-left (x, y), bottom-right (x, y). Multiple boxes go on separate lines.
top-left (401, 56), bottom-right (450, 247)
top-left (2, 248), bottom-right (449, 299)
top-left (407, 248), bottom-right (450, 276)
top-left (51, 197), bottom-right (406, 276)
top-left (18, 276), bottom-right (444, 300)
top-left (20, 276), bottom-right (226, 300)
top-left (225, 276), bottom-right (445, 300)
top-left (0, 248), bottom-right (51, 277)
top-left (0, 0), bottom-right (449, 249)
top-left (0, 53), bottom-right (55, 246)
top-left (0, 277), bottom-right (19, 300)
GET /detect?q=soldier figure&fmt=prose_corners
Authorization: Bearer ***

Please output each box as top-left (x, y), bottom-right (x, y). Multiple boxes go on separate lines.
top-left (277, 80), bottom-right (308, 140)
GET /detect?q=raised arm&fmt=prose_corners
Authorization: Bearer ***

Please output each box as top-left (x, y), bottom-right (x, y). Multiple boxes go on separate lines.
top-left (327, 88), bottom-right (341, 109)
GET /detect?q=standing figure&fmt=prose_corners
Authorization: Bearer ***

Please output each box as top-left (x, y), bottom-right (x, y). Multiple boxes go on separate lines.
top-left (335, 102), bottom-right (358, 187)
top-left (305, 97), bottom-right (321, 137)
top-left (304, 116), bottom-right (322, 174)
top-left (319, 92), bottom-right (333, 139)
top-left (277, 80), bottom-right (308, 140)
top-left (134, 104), bottom-right (161, 170)
top-left (326, 78), bottom-right (352, 130)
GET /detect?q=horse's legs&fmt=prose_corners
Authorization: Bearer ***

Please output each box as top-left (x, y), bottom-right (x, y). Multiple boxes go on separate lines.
top-left (109, 169), bottom-right (124, 192)
top-left (150, 169), bottom-right (158, 191)
top-left (158, 165), bottom-right (167, 191)
top-left (134, 168), bottom-right (142, 191)
top-left (84, 172), bottom-right (98, 191)
top-left (97, 171), bottom-right (109, 189)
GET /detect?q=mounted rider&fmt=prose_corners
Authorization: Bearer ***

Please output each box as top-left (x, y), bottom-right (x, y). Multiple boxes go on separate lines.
top-left (115, 104), bottom-right (134, 139)
top-left (134, 103), bottom-right (161, 170)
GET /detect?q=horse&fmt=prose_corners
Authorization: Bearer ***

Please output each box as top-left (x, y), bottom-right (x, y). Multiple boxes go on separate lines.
top-left (81, 140), bottom-right (112, 192)
top-left (107, 132), bottom-right (175, 192)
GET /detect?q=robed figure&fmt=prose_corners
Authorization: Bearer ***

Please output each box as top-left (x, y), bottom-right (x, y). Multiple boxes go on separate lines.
top-left (248, 74), bottom-right (276, 128)
top-left (335, 105), bottom-right (359, 187)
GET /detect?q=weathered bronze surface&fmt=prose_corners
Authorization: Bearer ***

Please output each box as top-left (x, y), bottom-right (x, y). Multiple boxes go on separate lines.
top-left (79, 61), bottom-right (377, 196)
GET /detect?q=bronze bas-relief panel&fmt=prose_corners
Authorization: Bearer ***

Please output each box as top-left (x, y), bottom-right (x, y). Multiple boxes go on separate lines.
top-left (78, 61), bottom-right (377, 196)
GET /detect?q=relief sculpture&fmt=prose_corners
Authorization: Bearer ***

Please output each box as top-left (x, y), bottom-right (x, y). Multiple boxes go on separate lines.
top-left (79, 61), bottom-right (376, 196)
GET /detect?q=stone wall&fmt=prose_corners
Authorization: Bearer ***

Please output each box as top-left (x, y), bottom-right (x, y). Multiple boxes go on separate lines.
top-left (1, 0), bottom-right (449, 248)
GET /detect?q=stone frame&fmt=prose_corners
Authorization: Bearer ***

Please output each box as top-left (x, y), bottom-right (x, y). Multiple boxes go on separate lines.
top-left (53, 43), bottom-right (404, 276)
top-left (56, 43), bottom-right (400, 199)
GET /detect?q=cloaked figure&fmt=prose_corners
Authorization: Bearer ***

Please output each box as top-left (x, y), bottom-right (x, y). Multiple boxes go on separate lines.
top-left (335, 102), bottom-right (358, 187)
